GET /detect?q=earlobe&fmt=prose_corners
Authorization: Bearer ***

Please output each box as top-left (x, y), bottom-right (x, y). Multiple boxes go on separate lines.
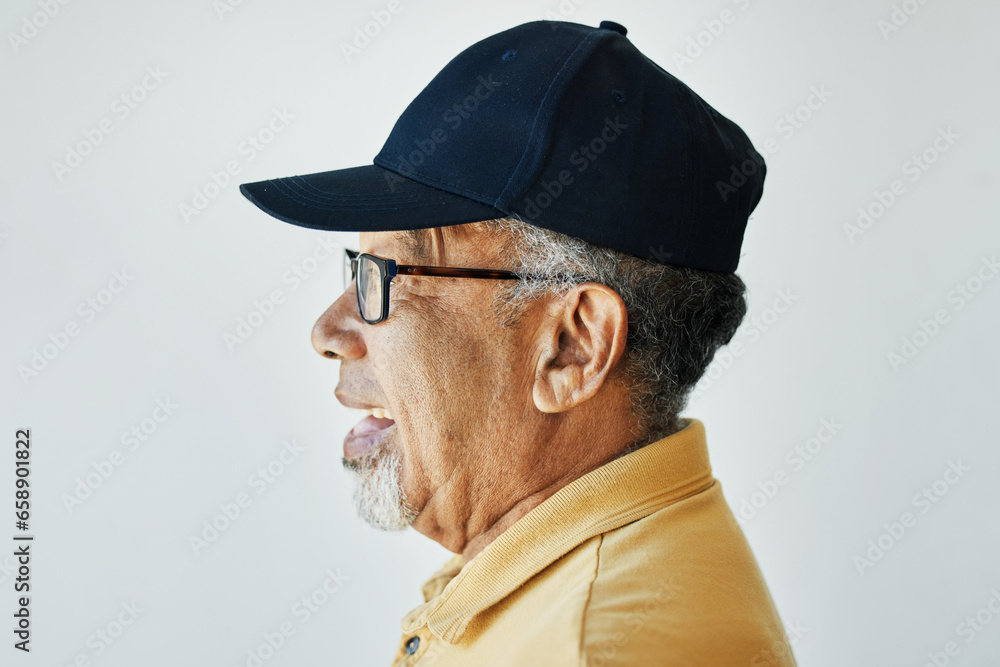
top-left (532, 284), bottom-right (628, 414)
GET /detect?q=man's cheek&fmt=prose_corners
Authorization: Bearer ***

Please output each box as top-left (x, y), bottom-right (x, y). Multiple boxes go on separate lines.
top-left (367, 328), bottom-right (417, 384)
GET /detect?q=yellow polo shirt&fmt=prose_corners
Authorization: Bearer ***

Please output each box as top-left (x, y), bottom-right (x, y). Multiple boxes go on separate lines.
top-left (389, 419), bottom-right (797, 666)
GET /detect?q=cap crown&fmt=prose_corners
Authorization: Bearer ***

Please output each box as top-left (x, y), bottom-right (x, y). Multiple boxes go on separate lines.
top-left (375, 20), bottom-right (765, 273)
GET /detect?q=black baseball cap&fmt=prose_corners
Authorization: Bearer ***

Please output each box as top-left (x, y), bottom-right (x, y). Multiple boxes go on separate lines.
top-left (239, 19), bottom-right (765, 273)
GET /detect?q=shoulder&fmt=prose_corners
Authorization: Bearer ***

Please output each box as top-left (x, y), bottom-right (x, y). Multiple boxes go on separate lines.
top-left (578, 483), bottom-right (796, 665)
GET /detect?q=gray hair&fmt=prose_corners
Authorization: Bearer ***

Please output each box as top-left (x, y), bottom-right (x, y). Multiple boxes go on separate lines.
top-left (343, 445), bottom-right (418, 531)
top-left (478, 217), bottom-right (748, 449)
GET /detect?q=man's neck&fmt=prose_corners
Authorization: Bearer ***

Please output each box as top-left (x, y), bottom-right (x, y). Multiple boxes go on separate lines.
top-left (413, 393), bottom-right (648, 561)
top-left (457, 442), bottom-right (641, 563)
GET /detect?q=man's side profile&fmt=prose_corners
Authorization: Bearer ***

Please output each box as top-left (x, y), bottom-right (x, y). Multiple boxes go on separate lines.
top-left (240, 19), bottom-right (796, 666)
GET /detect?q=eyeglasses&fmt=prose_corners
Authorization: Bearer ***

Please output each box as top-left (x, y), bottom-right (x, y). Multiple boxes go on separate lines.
top-left (344, 249), bottom-right (544, 324)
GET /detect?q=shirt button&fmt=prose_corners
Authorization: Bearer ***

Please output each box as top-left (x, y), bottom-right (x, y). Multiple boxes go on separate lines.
top-left (405, 636), bottom-right (420, 655)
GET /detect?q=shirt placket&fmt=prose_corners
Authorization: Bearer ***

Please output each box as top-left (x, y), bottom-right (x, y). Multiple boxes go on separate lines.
top-left (391, 627), bottom-right (438, 666)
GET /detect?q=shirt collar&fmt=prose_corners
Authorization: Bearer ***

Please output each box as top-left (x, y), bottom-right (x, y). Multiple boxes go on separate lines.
top-left (401, 418), bottom-right (714, 644)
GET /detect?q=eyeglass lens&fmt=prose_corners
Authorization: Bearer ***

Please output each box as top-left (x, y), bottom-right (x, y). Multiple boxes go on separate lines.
top-left (356, 255), bottom-right (383, 322)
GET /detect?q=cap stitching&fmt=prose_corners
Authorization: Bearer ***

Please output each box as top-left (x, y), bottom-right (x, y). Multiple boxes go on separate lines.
top-left (284, 175), bottom-right (435, 203)
top-left (279, 176), bottom-right (447, 204)
top-left (371, 155), bottom-right (502, 206)
top-left (496, 30), bottom-right (602, 208)
top-left (371, 28), bottom-right (590, 208)
top-left (271, 178), bottom-right (458, 211)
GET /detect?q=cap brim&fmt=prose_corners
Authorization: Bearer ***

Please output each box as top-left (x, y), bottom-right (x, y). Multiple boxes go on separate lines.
top-left (239, 164), bottom-right (506, 233)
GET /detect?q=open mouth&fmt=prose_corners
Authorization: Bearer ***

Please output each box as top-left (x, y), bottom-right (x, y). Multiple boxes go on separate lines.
top-left (343, 408), bottom-right (396, 460)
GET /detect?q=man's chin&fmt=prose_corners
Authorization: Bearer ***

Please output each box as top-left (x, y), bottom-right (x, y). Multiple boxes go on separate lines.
top-left (342, 441), bottom-right (418, 531)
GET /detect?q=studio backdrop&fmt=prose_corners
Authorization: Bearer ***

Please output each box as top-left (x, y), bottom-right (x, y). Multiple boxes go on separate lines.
top-left (2, 1), bottom-right (998, 665)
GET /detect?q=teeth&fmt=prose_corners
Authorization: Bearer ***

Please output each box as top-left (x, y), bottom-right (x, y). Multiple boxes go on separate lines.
top-left (348, 407), bottom-right (394, 421)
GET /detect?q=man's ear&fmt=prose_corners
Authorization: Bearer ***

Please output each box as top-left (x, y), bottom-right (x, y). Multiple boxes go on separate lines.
top-left (532, 283), bottom-right (628, 413)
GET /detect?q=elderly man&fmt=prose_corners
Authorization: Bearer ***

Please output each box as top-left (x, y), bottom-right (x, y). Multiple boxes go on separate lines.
top-left (240, 19), bottom-right (795, 667)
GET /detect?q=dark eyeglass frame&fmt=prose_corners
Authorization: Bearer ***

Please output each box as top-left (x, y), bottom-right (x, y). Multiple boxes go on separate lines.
top-left (345, 249), bottom-right (548, 324)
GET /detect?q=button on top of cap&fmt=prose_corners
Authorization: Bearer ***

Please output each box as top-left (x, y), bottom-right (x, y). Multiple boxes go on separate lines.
top-left (598, 21), bottom-right (627, 36)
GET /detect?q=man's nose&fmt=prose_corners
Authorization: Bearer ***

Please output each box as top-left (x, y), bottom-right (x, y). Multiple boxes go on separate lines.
top-left (311, 289), bottom-right (366, 360)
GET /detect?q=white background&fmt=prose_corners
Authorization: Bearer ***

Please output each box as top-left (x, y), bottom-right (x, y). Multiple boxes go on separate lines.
top-left (2, 1), bottom-right (999, 665)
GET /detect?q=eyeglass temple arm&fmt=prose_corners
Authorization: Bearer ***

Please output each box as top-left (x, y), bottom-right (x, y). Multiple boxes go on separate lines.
top-left (395, 264), bottom-right (523, 280)
top-left (347, 250), bottom-right (552, 281)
